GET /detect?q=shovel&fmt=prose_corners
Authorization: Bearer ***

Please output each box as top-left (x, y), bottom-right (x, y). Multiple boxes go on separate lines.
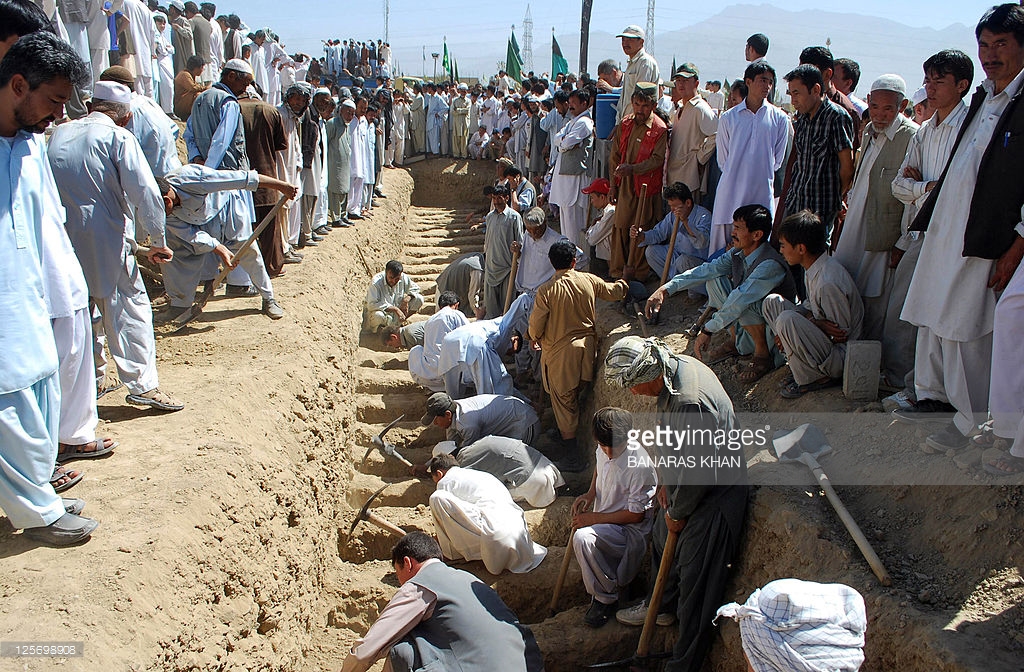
top-left (772, 424), bottom-right (891, 586)
top-left (168, 195), bottom-right (288, 332)
top-left (588, 527), bottom-right (679, 670)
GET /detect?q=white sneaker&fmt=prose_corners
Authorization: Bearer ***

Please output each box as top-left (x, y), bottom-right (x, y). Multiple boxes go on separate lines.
top-left (615, 600), bottom-right (676, 626)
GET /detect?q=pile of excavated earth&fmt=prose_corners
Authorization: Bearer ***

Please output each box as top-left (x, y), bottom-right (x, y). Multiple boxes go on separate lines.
top-left (1, 160), bottom-right (1022, 671)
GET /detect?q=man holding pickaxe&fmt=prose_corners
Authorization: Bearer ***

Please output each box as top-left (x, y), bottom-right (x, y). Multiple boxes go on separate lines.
top-left (603, 336), bottom-right (749, 672)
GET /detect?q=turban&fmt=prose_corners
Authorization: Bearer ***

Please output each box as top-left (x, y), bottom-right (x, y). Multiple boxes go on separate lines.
top-left (715, 579), bottom-right (867, 672)
top-left (604, 336), bottom-right (672, 389)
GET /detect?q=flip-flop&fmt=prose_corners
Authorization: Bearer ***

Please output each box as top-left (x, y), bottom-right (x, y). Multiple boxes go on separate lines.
top-left (738, 356), bottom-right (773, 384)
top-left (50, 463), bottom-right (84, 493)
top-left (702, 342), bottom-right (741, 365)
top-left (97, 381), bottom-right (124, 399)
top-left (57, 437), bottom-right (117, 461)
top-left (983, 454), bottom-right (1024, 477)
top-left (780, 377), bottom-right (840, 399)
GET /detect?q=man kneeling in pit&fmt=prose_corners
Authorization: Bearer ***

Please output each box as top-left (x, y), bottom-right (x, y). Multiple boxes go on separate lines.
top-left (426, 453), bottom-right (547, 575)
top-left (340, 532), bottom-right (544, 672)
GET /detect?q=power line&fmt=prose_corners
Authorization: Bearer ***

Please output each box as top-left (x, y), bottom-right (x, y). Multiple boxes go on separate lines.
top-left (646, 0), bottom-right (656, 54)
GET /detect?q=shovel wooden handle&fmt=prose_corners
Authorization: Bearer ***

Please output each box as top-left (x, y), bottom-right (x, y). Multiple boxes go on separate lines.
top-left (660, 213), bottom-right (683, 286)
top-left (549, 526), bottom-right (576, 615)
top-left (807, 457), bottom-right (891, 586)
top-left (503, 247), bottom-right (521, 313)
top-left (637, 526), bottom-right (679, 658)
top-left (622, 184), bottom-right (648, 281)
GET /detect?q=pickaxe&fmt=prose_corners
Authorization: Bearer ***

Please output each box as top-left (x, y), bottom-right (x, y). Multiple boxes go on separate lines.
top-left (346, 484), bottom-right (406, 541)
top-left (361, 414), bottom-right (413, 468)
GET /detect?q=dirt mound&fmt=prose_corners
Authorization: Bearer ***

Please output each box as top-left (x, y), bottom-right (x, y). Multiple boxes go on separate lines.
top-left (2, 158), bottom-right (1021, 672)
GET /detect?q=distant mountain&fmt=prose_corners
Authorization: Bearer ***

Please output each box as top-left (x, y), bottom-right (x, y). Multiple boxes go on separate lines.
top-left (394, 3), bottom-right (981, 95)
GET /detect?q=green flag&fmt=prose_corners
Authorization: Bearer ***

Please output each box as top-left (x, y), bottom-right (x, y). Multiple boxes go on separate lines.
top-left (510, 29), bottom-right (522, 60)
top-left (671, 56), bottom-right (677, 77)
top-left (552, 33), bottom-right (568, 77)
top-left (453, 58), bottom-right (460, 84)
top-left (506, 31), bottom-right (524, 82)
top-left (442, 40), bottom-right (450, 75)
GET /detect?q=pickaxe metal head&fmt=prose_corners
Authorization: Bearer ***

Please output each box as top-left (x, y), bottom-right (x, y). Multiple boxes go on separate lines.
top-left (346, 484), bottom-right (406, 541)
top-left (361, 413), bottom-right (406, 464)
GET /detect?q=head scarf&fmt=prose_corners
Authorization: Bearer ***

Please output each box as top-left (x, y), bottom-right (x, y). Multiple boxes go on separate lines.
top-left (604, 336), bottom-right (676, 390)
top-left (715, 579), bottom-right (867, 672)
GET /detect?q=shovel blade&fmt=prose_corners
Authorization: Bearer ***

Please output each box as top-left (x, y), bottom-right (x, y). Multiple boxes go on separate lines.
top-left (771, 423), bottom-right (833, 462)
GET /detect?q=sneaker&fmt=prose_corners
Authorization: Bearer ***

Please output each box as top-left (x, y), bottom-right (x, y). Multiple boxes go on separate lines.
top-left (21, 513), bottom-right (98, 546)
top-left (374, 189), bottom-right (387, 198)
top-left (926, 423), bottom-right (969, 452)
top-left (225, 284), bottom-right (258, 298)
top-left (882, 388), bottom-right (916, 413)
top-left (311, 232), bottom-right (325, 242)
top-left (583, 599), bottom-right (618, 628)
top-left (314, 225), bottom-right (332, 235)
top-left (615, 600), bottom-right (676, 627)
top-left (892, 398), bottom-right (957, 424)
top-left (125, 388), bottom-right (185, 412)
top-left (283, 250), bottom-right (304, 264)
top-left (262, 298), bottom-right (285, 320)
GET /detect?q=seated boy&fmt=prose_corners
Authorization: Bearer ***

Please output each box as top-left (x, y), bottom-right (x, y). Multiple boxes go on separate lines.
top-left (763, 210), bottom-right (864, 398)
top-left (571, 407), bottom-right (658, 627)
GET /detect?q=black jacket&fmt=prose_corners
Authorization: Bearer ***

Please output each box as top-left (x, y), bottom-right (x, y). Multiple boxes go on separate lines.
top-left (910, 81), bottom-right (1024, 259)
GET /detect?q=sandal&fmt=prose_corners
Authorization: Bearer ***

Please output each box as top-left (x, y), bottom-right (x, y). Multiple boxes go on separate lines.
top-left (701, 341), bottom-right (740, 365)
top-left (983, 453), bottom-right (1024, 476)
top-left (738, 356), bottom-right (773, 384)
top-left (97, 381), bottom-right (124, 399)
top-left (57, 437), bottom-right (117, 461)
top-left (780, 377), bottom-right (840, 399)
top-left (126, 388), bottom-right (185, 412)
top-left (50, 463), bottom-right (84, 493)
top-left (970, 431), bottom-right (1011, 451)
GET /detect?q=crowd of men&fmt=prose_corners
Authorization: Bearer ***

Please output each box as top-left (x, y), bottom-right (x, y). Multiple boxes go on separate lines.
top-left (4, 0), bottom-right (1024, 670)
top-left (349, 6), bottom-right (1024, 671)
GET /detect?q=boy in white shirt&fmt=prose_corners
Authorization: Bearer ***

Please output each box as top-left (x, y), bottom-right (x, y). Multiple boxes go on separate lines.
top-left (571, 407), bottom-right (658, 627)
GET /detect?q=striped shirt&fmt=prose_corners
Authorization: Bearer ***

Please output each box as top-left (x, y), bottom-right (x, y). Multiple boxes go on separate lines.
top-left (785, 98), bottom-right (855, 222)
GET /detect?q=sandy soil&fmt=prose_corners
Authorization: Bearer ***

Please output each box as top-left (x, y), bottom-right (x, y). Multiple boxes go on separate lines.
top-left (1, 158), bottom-right (1022, 671)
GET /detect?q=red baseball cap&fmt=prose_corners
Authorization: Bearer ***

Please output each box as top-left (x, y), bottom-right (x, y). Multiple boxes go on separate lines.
top-left (582, 178), bottom-right (610, 195)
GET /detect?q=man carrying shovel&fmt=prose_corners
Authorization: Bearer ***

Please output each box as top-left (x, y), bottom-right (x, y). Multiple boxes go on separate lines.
top-left (604, 335), bottom-right (749, 672)
top-left (156, 166), bottom-right (296, 321)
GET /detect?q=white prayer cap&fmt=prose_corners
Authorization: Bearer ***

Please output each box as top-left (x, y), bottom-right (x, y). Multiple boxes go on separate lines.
top-left (432, 441), bottom-right (458, 457)
top-left (616, 24), bottom-right (645, 40)
top-left (911, 85), bottom-right (927, 106)
top-left (168, 0), bottom-right (184, 10)
top-left (716, 579), bottom-right (867, 672)
top-left (223, 58), bottom-right (254, 77)
top-left (92, 80), bottom-right (133, 104)
top-left (153, 10), bottom-right (167, 21)
top-left (458, 83), bottom-right (468, 91)
top-left (869, 74), bottom-right (907, 99)
top-left (314, 87), bottom-right (332, 97)
top-left (341, 99), bottom-right (356, 110)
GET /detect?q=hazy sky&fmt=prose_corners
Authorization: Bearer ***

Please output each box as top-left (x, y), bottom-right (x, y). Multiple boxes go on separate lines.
top-left (241, 0), bottom-right (991, 77)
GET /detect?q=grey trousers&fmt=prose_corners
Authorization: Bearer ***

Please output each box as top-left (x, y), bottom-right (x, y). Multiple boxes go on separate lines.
top-left (300, 194), bottom-right (317, 235)
top-left (328, 190), bottom-right (348, 223)
top-left (762, 294), bottom-right (844, 385)
top-left (882, 237), bottom-right (923, 388)
top-left (573, 522), bottom-right (649, 604)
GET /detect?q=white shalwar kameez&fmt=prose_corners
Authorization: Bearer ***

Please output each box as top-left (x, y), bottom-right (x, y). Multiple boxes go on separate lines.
top-left (409, 307), bottom-right (469, 391)
top-left (901, 70), bottom-right (1024, 435)
top-left (40, 154), bottom-right (97, 446)
top-left (348, 115), bottom-right (370, 217)
top-left (573, 445), bottom-right (657, 604)
top-left (122, 0), bottom-right (155, 96)
top-left (437, 318), bottom-right (518, 399)
top-left (549, 109), bottom-right (593, 266)
top-left (153, 22), bottom-right (175, 113)
top-left (0, 131), bottom-right (64, 530)
top-left (48, 112), bottom-right (167, 396)
top-left (430, 466), bottom-right (547, 574)
top-left (277, 102), bottom-right (302, 245)
top-left (710, 101), bottom-right (790, 256)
